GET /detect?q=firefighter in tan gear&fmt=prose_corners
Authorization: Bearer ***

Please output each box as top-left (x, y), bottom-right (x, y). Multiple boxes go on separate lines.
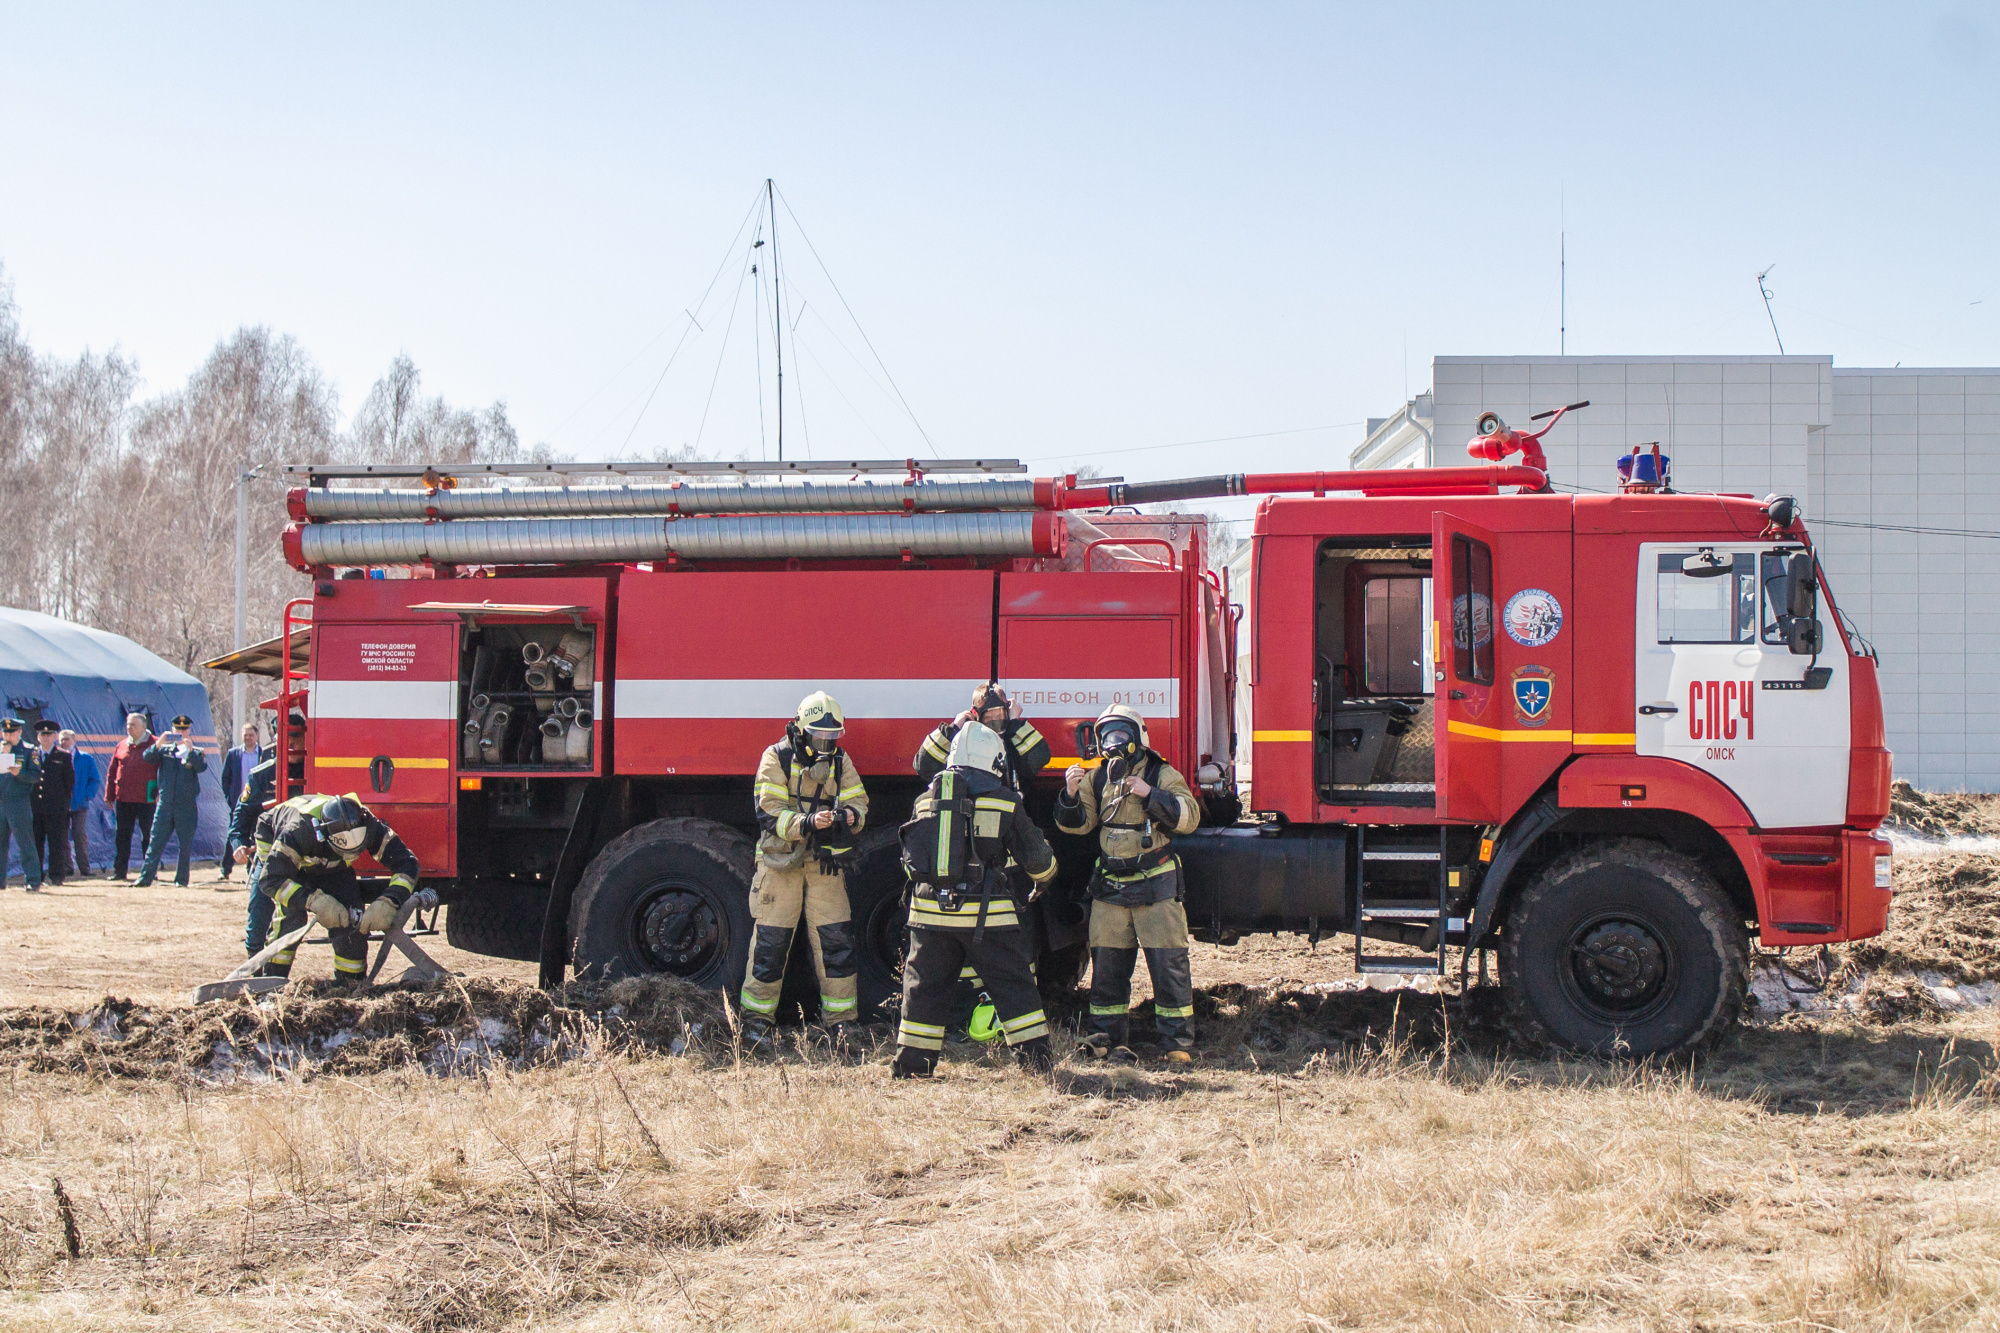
top-left (894, 722), bottom-right (1058, 1077)
top-left (742, 691), bottom-right (869, 1050)
top-left (1055, 704), bottom-right (1202, 1063)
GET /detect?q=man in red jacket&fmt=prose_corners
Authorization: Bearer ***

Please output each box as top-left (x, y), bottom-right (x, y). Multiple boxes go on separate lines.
top-left (105, 712), bottom-right (160, 881)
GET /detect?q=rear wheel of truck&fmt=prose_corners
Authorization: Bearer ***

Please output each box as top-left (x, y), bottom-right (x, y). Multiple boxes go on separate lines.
top-left (1499, 839), bottom-right (1747, 1057)
top-left (568, 817), bottom-right (754, 989)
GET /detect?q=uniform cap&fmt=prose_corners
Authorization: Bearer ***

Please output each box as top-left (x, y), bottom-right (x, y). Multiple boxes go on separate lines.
top-left (946, 720), bottom-right (1006, 777)
top-left (796, 691), bottom-right (845, 734)
top-left (0, 718), bottom-right (21, 731)
top-left (35, 720), bottom-right (60, 734)
top-left (171, 714), bottom-right (194, 728)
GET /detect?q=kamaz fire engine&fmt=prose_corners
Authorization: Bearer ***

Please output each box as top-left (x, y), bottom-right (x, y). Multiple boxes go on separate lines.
top-left (231, 414), bottom-right (1892, 1056)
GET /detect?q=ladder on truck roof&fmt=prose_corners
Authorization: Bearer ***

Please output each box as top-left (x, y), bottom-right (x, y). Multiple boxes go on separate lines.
top-left (1354, 826), bottom-right (1449, 976)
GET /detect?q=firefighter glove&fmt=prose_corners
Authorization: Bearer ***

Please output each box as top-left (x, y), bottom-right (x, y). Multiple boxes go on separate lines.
top-left (358, 896), bottom-right (398, 934)
top-left (305, 890), bottom-right (351, 930)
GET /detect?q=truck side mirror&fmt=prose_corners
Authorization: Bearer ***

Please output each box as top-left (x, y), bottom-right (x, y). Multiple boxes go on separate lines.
top-left (1786, 552), bottom-right (1817, 619)
top-left (1785, 618), bottom-right (1822, 655)
top-left (1072, 721), bottom-right (1100, 762)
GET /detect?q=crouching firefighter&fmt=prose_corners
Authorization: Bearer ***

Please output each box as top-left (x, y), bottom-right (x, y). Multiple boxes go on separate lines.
top-left (742, 691), bottom-right (869, 1051)
top-left (894, 722), bottom-right (1058, 1077)
top-left (1056, 705), bottom-right (1203, 1063)
top-left (251, 793), bottom-right (421, 981)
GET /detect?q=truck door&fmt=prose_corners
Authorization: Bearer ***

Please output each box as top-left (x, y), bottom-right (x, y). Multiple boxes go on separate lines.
top-left (1432, 513), bottom-right (1502, 822)
top-left (1635, 542), bottom-right (1850, 829)
top-left (307, 620), bottom-right (458, 872)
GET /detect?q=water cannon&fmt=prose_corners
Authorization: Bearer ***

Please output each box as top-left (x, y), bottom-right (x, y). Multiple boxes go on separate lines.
top-left (1465, 400), bottom-right (1588, 488)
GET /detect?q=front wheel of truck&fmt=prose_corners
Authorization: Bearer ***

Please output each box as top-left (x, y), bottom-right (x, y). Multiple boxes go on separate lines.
top-left (1499, 838), bottom-right (1748, 1057)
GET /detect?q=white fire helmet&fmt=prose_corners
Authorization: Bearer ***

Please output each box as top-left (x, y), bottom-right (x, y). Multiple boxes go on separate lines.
top-left (946, 721), bottom-right (1006, 777)
top-left (796, 691), bottom-right (845, 757)
top-left (1093, 704), bottom-right (1148, 759)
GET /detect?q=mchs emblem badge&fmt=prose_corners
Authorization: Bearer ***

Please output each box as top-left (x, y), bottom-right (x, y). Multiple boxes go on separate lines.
top-left (1503, 588), bottom-right (1563, 648)
top-left (1512, 665), bottom-right (1554, 726)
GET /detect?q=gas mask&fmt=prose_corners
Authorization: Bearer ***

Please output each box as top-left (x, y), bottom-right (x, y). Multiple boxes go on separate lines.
top-left (314, 797), bottom-right (369, 859)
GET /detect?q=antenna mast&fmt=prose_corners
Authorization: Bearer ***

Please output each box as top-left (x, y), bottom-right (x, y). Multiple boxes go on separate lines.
top-left (768, 178), bottom-right (785, 461)
top-left (1757, 264), bottom-right (1785, 355)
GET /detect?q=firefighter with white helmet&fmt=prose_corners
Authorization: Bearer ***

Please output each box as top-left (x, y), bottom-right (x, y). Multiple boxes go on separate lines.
top-left (893, 721), bottom-right (1058, 1077)
top-left (1056, 703), bottom-right (1202, 1063)
top-left (741, 691), bottom-right (870, 1051)
top-left (250, 792), bottom-right (422, 981)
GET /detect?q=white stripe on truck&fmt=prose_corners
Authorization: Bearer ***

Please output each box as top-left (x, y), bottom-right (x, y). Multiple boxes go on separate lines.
top-left (309, 679), bottom-right (458, 720)
top-left (615, 677), bottom-right (1179, 720)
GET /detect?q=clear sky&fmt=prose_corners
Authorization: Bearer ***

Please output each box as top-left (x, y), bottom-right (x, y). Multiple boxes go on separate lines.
top-left (2, 2), bottom-right (1995, 506)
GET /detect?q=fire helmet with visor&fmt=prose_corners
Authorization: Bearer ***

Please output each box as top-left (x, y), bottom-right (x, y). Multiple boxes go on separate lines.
top-left (314, 795), bottom-right (371, 856)
top-left (1091, 704), bottom-right (1148, 762)
top-left (795, 691), bottom-right (846, 758)
top-left (946, 720), bottom-right (1007, 778)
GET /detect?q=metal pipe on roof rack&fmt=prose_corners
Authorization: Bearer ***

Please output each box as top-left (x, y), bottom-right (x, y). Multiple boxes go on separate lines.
top-left (283, 510), bottom-right (1062, 570)
top-left (290, 476), bottom-right (1050, 520)
top-left (1057, 465), bottom-right (1547, 508)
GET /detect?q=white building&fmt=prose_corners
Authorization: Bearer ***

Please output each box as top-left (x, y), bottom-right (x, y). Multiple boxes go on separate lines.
top-left (1357, 355), bottom-right (2000, 791)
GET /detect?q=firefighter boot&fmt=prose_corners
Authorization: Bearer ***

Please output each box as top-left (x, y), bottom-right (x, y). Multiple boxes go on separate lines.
top-left (1077, 1032), bottom-right (1137, 1063)
top-left (1013, 1035), bottom-right (1054, 1074)
top-left (741, 1014), bottom-right (777, 1055)
top-left (892, 1046), bottom-right (937, 1079)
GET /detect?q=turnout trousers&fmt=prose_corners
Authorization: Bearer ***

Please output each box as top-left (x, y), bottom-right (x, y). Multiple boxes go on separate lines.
top-left (112, 801), bottom-right (153, 879)
top-left (740, 862), bottom-right (858, 1023)
top-left (0, 796), bottom-right (41, 889)
top-left (265, 864), bottom-right (369, 980)
top-left (244, 857), bottom-right (276, 957)
top-left (137, 801), bottom-right (197, 886)
top-left (897, 926), bottom-right (1048, 1055)
top-left (1086, 899), bottom-right (1196, 1049)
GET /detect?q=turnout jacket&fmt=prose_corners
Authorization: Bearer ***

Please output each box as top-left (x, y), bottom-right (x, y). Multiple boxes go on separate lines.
top-left (250, 793), bottom-right (421, 911)
top-left (753, 738), bottom-right (868, 870)
top-left (0, 740), bottom-right (39, 802)
top-left (913, 716), bottom-right (1051, 793)
top-left (904, 767), bottom-right (1057, 932)
top-left (143, 737), bottom-right (207, 807)
top-left (1054, 751), bottom-right (1201, 905)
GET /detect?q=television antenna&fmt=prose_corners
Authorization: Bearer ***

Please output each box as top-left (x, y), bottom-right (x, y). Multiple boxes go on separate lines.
top-left (1756, 264), bottom-right (1786, 354)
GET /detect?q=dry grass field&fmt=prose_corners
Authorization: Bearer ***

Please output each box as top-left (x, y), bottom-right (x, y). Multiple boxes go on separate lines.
top-left (3, 819), bottom-right (2000, 1332)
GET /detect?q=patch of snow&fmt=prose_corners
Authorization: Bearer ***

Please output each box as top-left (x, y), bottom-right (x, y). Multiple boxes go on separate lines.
top-left (1745, 959), bottom-right (1999, 1024)
top-left (1883, 825), bottom-right (2000, 857)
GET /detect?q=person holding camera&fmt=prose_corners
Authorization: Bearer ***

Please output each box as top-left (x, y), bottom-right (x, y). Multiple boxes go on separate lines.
top-left (1055, 704), bottom-right (1202, 1064)
top-left (739, 691), bottom-right (869, 1052)
top-left (135, 715), bottom-right (207, 887)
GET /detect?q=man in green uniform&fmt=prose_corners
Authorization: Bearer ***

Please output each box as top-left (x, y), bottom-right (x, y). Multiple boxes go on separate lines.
top-left (136, 714), bottom-right (207, 887)
top-left (0, 719), bottom-right (44, 893)
top-left (894, 722), bottom-right (1059, 1078)
top-left (1055, 704), bottom-right (1203, 1064)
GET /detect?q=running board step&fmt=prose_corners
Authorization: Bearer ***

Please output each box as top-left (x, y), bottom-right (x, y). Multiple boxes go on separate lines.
top-left (1356, 955), bottom-right (1446, 975)
top-left (1363, 849), bottom-right (1441, 861)
top-left (1360, 903), bottom-right (1440, 919)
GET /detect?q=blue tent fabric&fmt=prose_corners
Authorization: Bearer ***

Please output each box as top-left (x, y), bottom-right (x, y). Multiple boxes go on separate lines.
top-left (0, 608), bottom-right (227, 877)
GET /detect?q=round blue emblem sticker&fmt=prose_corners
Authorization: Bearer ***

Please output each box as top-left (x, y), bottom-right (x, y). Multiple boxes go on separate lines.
top-left (1503, 588), bottom-right (1563, 648)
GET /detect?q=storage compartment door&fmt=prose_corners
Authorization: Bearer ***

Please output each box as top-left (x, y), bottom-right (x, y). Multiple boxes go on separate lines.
top-left (308, 623), bottom-right (458, 805)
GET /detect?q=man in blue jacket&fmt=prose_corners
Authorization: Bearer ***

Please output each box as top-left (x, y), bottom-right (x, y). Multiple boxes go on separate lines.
top-left (135, 715), bottom-right (207, 887)
top-left (0, 718), bottom-right (43, 892)
top-left (58, 730), bottom-right (101, 877)
top-left (218, 723), bottom-right (261, 882)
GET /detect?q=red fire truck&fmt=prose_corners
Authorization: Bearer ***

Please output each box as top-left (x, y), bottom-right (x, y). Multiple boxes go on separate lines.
top-left (257, 433), bottom-right (1891, 1056)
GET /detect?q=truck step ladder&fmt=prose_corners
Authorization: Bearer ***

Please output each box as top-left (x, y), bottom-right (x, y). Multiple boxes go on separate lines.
top-left (1354, 826), bottom-right (1449, 975)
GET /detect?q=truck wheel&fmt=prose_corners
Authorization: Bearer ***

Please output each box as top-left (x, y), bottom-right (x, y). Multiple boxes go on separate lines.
top-left (845, 826), bottom-right (910, 1022)
top-left (568, 817), bottom-right (754, 989)
top-left (445, 878), bottom-right (551, 962)
top-left (1498, 838), bottom-right (1747, 1057)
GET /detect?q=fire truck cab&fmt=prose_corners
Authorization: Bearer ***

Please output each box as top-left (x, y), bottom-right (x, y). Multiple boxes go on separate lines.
top-left (252, 452), bottom-right (1893, 1057)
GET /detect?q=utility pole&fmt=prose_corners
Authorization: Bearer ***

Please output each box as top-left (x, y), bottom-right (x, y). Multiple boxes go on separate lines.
top-left (768, 178), bottom-right (785, 462)
top-left (234, 465), bottom-right (260, 738)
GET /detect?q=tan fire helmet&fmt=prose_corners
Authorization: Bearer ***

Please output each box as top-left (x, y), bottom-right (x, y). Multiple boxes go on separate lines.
top-left (1093, 704), bottom-right (1148, 759)
top-left (796, 691), bottom-right (846, 756)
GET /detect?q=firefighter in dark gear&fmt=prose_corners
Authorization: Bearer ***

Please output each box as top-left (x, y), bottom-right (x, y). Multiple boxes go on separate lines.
top-left (742, 691), bottom-right (868, 1051)
top-left (231, 712), bottom-right (304, 957)
top-left (250, 793), bottom-right (421, 981)
top-left (1055, 704), bottom-right (1202, 1063)
top-left (893, 722), bottom-right (1059, 1078)
top-left (913, 683), bottom-right (1050, 793)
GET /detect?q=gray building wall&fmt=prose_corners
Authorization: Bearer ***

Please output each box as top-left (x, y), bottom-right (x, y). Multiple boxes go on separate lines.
top-left (1423, 355), bottom-right (1999, 791)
